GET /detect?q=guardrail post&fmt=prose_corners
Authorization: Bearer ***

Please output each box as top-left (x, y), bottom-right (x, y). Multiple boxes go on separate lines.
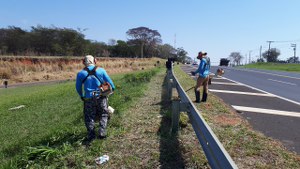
top-left (171, 99), bottom-right (180, 134)
top-left (168, 79), bottom-right (174, 101)
top-left (167, 70), bottom-right (173, 101)
top-left (169, 68), bottom-right (238, 168)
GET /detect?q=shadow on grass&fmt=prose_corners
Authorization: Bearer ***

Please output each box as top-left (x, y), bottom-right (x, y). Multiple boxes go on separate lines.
top-left (156, 72), bottom-right (185, 168)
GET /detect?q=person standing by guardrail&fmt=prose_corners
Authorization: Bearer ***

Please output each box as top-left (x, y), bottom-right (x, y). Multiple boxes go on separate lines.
top-left (191, 51), bottom-right (211, 103)
top-left (76, 55), bottom-right (115, 142)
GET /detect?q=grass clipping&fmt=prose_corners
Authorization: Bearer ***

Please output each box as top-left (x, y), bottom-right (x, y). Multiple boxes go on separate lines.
top-left (173, 65), bottom-right (300, 169)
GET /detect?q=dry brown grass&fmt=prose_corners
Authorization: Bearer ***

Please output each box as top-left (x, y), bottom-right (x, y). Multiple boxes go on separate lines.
top-left (0, 56), bottom-right (164, 84)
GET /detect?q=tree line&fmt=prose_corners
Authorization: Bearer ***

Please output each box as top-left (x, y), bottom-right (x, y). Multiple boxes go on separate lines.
top-left (228, 48), bottom-right (299, 66)
top-left (0, 25), bottom-right (189, 62)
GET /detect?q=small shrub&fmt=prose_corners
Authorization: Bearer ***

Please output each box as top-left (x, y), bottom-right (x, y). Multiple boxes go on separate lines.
top-left (123, 69), bottom-right (158, 83)
top-left (25, 146), bottom-right (60, 161)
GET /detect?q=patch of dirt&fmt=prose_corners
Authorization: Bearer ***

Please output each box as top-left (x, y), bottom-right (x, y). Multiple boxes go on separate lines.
top-left (213, 114), bottom-right (242, 127)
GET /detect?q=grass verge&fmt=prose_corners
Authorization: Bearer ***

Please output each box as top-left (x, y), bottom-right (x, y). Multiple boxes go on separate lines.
top-left (0, 66), bottom-right (208, 168)
top-left (241, 62), bottom-right (300, 73)
top-left (173, 65), bottom-right (300, 168)
top-left (3, 64), bottom-right (299, 168)
top-left (0, 68), bottom-right (160, 168)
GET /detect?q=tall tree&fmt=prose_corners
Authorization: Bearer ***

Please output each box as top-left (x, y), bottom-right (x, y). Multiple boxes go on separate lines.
top-left (228, 52), bottom-right (243, 66)
top-left (0, 26), bottom-right (29, 55)
top-left (126, 27), bottom-right (162, 58)
top-left (176, 47), bottom-right (188, 63)
top-left (110, 40), bottom-right (135, 57)
top-left (158, 44), bottom-right (175, 59)
top-left (262, 48), bottom-right (280, 62)
top-left (85, 41), bottom-right (108, 57)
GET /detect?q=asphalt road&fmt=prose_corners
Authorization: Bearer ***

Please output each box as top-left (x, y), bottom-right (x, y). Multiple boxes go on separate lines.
top-left (211, 66), bottom-right (300, 103)
top-left (181, 64), bottom-right (300, 154)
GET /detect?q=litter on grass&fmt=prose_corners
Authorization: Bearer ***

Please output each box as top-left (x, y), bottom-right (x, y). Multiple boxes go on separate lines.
top-left (95, 155), bottom-right (109, 165)
top-left (108, 106), bottom-right (115, 114)
top-left (9, 105), bottom-right (25, 110)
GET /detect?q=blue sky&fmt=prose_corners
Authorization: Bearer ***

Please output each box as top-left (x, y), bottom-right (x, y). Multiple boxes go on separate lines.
top-left (1, 0), bottom-right (300, 65)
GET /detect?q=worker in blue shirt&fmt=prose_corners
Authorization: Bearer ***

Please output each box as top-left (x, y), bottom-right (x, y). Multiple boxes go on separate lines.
top-left (76, 55), bottom-right (115, 141)
top-left (191, 51), bottom-right (210, 103)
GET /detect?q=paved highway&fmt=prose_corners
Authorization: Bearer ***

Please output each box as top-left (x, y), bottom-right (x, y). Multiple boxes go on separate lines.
top-left (211, 66), bottom-right (300, 103)
top-left (181, 64), bottom-right (300, 154)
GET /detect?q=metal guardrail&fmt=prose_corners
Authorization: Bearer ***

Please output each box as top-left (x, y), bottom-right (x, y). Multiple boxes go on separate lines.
top-left (167, 69), bottom-right (238, 169)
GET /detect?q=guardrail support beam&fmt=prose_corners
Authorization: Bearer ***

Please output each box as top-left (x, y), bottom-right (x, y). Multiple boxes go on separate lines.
top-left (168, 78), bottom-right (174, 100)
top-left (179, 102), bottom-right (189, 112)
top-left (171, 100), bottom-right (180, 134)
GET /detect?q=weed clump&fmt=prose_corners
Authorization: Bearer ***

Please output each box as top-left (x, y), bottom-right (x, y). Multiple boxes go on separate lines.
top-left (124, 69), bottom-right (158, 83)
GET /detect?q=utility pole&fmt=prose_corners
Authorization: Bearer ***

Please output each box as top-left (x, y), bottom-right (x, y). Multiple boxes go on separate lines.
top-left (259, 45), bottom-right (262, 61)
top-left (249, 50), bottom-right (252, 64)
top-left (267, 41), bottom-right (274, 59)
top-left (291, 43), bottom-right (296, 63)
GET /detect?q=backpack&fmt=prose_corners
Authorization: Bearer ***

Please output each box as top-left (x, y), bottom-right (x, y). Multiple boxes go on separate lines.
top-left (205, 57), bottom-right (211, 70)
top-left (82, 66), bottom-right (113, 96)
top-left (82, 66), bottom-right (100, 84)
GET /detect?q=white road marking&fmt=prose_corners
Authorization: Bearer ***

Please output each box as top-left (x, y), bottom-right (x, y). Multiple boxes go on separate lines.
top-left (222, 77), bottom-right (300, 106)
top-left (231, 68), bottom-right (300, 80)
top-left (211, 82), bottom-right (242, 86)
top-left (186, 66), bottom-right (300, 106)
top-left (268, 79), bottom-right (297, 86)
top-left (212, 77), bottom-right (224, 79)
top-left (232, 105), bottom-right (300, 118)
top-left (209, 89), bottom-right (275, 97)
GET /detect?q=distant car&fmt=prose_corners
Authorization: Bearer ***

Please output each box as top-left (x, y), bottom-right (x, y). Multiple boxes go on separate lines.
top-left (219, 58), bottom-right (230, 66)
top-left (192, 62), bottom-right (198, 66)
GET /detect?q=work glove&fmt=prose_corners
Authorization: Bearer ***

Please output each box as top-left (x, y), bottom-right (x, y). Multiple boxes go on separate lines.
top-left (191, 71), bottom-right (196, 76)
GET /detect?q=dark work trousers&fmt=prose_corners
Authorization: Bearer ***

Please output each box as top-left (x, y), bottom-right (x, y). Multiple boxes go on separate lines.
top-left (83, 96), bottom-right (108, 140)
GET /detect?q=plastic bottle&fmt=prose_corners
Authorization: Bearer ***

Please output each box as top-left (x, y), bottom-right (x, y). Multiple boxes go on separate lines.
top-left (95, 155), bottom-right (109, 165)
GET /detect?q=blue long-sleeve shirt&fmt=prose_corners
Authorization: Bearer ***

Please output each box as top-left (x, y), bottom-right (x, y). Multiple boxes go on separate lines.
top-left (76, 65), bottom-right (115, 98)
top-left (194, 58), bottom-right (210, 78)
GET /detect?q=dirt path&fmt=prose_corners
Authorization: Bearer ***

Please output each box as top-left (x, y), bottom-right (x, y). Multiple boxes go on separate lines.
top-left (0, 79), bottom-right (72, 89)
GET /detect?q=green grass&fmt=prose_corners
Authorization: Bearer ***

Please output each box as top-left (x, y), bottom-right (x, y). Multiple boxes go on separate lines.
top-left (173, 65), bottom-right (300, 168)
top-left (0, 68), bottom-right (160, 168)
top-left (2, 64), bottom-right (299, 168)
top-left (241, 62), bottom-right (300, 72)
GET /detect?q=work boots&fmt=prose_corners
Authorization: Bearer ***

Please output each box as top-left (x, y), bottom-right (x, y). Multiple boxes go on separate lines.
top-left (195, 91), bottom-right (201, 103)
top-left (201, 93), bottom-right (208, 102)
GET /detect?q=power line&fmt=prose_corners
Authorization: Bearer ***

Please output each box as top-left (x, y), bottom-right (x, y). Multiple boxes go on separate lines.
top-left (272, 39), bottom-right (300, 43)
